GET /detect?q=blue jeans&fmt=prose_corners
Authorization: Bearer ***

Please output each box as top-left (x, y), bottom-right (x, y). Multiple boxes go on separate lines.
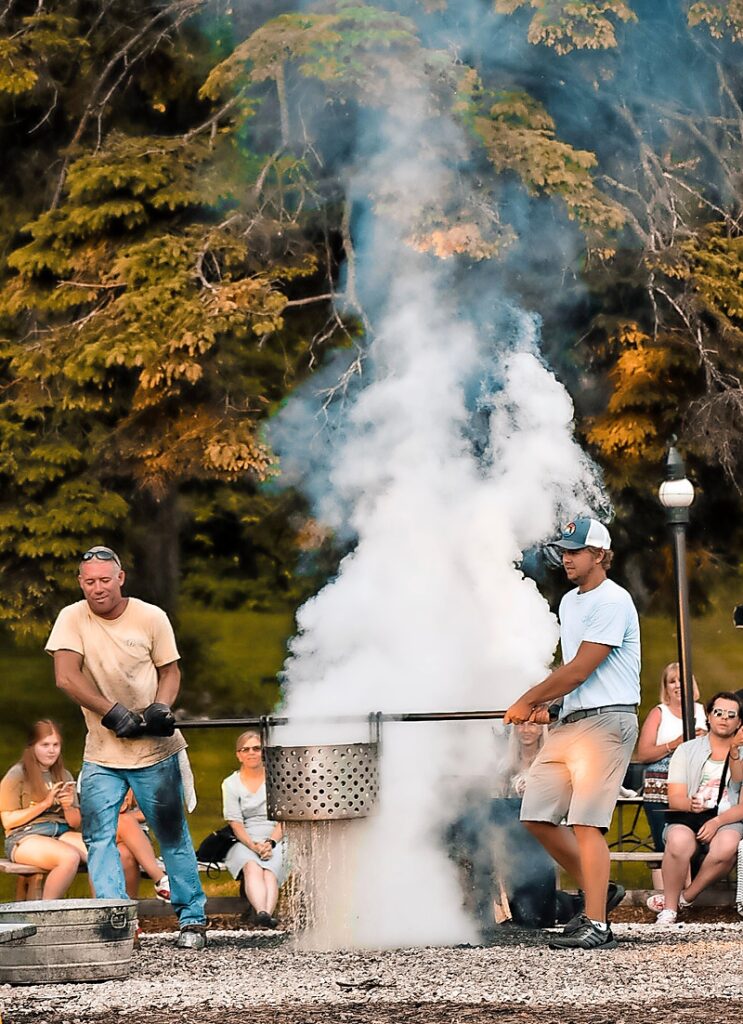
top-left (80, 755), bottom-right (206, 927)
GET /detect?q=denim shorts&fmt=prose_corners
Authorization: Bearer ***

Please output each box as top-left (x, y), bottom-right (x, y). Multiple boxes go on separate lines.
top-left (5, 820), bottom-right (72, 861)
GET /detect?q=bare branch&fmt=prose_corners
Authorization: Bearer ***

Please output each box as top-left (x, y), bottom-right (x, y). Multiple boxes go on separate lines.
top-left (275, 62), bottom-right (290, 149)
top-left (56, 280), bottom-right (121, 289)
top-left (283, 293), bottom-right (336, 309)
top-left (29, 87), bottom-right (58, 134)
top-left (184, 92), bottom-right (243, 143)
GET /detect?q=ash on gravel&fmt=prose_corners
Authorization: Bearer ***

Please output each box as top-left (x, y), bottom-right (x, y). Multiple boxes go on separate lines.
top-left (4, 923), bottom-right (743, 1024)
top-left (8, 1001), bottom-right (743, 1024)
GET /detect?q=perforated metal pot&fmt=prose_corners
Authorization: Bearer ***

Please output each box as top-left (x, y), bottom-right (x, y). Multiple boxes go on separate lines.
top-left (264, 743), bottom-right (379, 821)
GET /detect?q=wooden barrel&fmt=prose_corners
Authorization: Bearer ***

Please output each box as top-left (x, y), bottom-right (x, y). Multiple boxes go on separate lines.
top-left (0, 898), bottom-right (137, 985)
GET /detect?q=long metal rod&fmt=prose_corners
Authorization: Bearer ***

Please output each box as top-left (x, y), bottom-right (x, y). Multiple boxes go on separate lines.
top-left (176, 710), bottom-right (508, 730)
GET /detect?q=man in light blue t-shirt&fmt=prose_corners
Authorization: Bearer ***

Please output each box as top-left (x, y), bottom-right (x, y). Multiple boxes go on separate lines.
top-left (504, 517), bottom-right (640, 951)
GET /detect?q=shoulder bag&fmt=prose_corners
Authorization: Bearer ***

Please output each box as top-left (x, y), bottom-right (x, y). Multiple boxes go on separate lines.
top-left (664, 752), bottom-right (730, 835)
top-left (195, 824), bottom-right (237, 865)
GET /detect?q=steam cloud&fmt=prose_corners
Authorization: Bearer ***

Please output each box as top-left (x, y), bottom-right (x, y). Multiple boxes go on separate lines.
top-left (268, 2), bottom-right (608, 948)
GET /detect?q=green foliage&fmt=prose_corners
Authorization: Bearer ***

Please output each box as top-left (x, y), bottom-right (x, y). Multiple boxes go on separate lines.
top-left (1, 0), bottom-right (742, 640)
top-left (473, 90), bottom-right (625, 239)
top-left (0, 128), bottom-right (315, 492)
top-left (656, 227), bottom-right (743, 324)
top-left (0, 1), bottom-right (340, 634)
top-left (688, 1), bottom-right (743, 40)
top-left (201, 4), bottom-right (424, 103)
top-left (202, 2), bottom-right (619, 263)
top-left (583, 322), bottom-right (702, 484)
top-left (0, 12), bottom-right (86, 97)
top-left (493, 0), bottom-right (637, 53)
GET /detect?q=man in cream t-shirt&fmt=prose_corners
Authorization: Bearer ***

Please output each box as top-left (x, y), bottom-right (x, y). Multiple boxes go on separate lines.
top-left (46, 546), bottom-right (207, 950)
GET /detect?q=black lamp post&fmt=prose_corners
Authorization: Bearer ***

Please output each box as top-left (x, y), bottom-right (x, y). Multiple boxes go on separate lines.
top-left (658, 441), bottom-right (696, 741)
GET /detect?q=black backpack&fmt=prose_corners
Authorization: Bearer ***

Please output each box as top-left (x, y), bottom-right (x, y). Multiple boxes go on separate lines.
top-left (195, 825), bottom-right (237, 865)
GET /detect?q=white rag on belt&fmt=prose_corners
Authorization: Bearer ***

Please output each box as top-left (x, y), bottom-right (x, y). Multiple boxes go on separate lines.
top-left (178, 748), bottom-right (197, 812)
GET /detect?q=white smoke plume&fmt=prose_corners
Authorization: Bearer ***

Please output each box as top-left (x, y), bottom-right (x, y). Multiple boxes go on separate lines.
top-left (270, 8), bottom-right (608, 948)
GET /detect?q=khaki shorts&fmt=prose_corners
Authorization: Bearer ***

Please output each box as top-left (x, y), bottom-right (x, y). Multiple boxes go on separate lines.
top-left (520, 712), bottom-right (639, 829)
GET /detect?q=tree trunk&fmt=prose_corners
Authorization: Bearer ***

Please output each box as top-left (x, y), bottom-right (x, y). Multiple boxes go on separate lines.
top-left (129, 488), bottom-right (181, 617)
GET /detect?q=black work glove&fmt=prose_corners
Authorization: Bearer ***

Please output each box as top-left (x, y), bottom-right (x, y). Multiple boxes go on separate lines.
top-left (143, 702), bottom-right (176, 737)
top-left (101, 702), bottom-right (145, 739)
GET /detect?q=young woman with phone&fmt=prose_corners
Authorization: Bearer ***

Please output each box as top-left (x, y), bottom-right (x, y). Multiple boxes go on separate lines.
top-left (0, 719), bottom-right (87, 898)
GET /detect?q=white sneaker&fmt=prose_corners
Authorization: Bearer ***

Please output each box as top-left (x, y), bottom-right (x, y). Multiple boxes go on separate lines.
top-left (155, 874), bottom-right (171, 902)
top-left (656, 909), bottom-right (678, 926)
top-left (646, 893), bottom-right (693, 913)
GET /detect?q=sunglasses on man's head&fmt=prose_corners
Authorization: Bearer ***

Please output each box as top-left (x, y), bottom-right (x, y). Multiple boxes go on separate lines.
top-left (81, 548), bottom-right (121, 567)
top-left (238, 745), bottom-right (262, 753)
top-left (710, 708), bottom-right (739, 719)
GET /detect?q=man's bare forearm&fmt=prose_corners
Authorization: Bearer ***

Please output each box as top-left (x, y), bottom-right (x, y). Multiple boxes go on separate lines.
top-left (155, 661), bottom-right (180, 705)
top-left (518, 663), bottom-right (589, 710)
top-left (55, 665), bottom-right (112, 716)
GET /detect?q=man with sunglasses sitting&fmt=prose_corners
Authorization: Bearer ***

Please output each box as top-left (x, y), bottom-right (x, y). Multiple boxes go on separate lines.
top-left (45, 545), bottom-right (208, 950)
top-left (648, 691), bottom-right (743, 925)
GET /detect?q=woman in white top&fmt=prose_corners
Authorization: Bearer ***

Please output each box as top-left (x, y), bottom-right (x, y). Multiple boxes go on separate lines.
top-left (221, 730), bottom-right (286, 928)
top-left (496, 720), bottom-right (547, 798)
top-left (636, 662), bottom-right (707, 850)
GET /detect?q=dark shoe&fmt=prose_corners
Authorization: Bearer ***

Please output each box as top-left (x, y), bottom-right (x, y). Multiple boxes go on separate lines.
top-left (562, 882), bottom-right (625, 935)
top-left (560, 911), bottom-right (590, 937)
top-left (176, 924), bottom-right (208, 950)
top-left (607, 881), bottom-right (626, 914)
top-left (549, 919), bottom-right (617, 950)
top-left (255, 911), bottom-right (278, 929)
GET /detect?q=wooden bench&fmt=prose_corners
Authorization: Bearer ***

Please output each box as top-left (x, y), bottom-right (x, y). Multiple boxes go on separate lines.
top-left (610, 851), bottom-right (663, 863)
top-left (1, 855), bottom-right (221, 903)
top-left (0, 859), bottom-right (47, 901)
top-left (1, 858), bottom-right (96, 901)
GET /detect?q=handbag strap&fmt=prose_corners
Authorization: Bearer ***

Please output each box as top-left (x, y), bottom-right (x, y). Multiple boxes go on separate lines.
top-left (714, 753), bottom-right (731, 811)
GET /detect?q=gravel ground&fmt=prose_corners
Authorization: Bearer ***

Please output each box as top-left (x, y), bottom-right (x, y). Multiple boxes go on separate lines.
top-left (4, 922), bottom-right (743, 1024)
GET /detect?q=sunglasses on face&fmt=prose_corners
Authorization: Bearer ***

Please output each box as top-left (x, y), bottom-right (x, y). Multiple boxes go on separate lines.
top-left (238, 745), bottom-right (262, 753)
top-left (710, 708), bottom-right (740, 720)
top-left (81, 548), bottom-right (121, 567)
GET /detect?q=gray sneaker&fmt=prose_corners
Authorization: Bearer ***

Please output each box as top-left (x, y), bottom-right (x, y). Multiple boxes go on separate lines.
top-left (562, 882), bottom-right (625, 935)
top-left (549, 919), bottom-right (617, 950)
top-left (176, 924), bottom-right (208, 950)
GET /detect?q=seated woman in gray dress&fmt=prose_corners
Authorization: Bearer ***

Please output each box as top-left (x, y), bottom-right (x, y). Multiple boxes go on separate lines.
top-left (222, 730), bottom-right (286, 928)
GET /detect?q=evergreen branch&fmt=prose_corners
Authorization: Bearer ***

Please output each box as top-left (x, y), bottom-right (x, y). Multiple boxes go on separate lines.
top-left (50, 0), bottom-right (206, 209)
